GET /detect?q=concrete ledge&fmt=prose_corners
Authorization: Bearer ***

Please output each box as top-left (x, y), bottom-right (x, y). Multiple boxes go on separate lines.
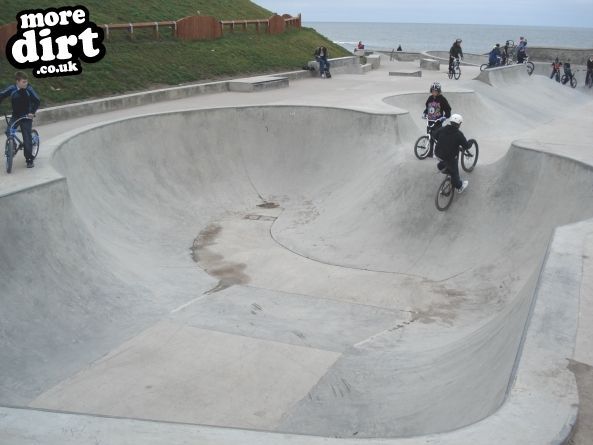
top-left (375, 50), bottom-right (422, 62)
top-left (420, 58), bottom-right (440, 70)
top-left (228, 76), bottom-right (289, 93)
top-left (366, 54), bottom-right (381, 69)
top-left (36, 81), bottom-right (229, 126)
top-left (389, 70), bottom-right (422, 77)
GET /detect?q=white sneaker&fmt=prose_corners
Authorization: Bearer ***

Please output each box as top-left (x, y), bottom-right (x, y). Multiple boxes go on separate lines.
top-left (457, 180), bottom-right (469, 194)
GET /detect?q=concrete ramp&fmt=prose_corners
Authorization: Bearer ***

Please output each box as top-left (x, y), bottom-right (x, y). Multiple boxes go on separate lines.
top-left (1, 69), bottom-right (593, 443)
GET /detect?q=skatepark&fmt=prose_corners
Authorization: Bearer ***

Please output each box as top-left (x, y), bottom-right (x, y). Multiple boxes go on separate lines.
top-left (1, 54), bottom-right (592, 444)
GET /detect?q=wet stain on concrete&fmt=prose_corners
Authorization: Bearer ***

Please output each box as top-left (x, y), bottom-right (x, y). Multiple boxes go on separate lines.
top-left (257, 201), bottom-right (279, 209)
top-left (191, 223), bottom-right (250, 293)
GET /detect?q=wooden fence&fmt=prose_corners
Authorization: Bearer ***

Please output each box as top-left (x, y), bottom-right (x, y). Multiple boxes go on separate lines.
top-left (0, 13), bottom-right (300, 50)
top-left (0, 22), bottom-right (17, 54)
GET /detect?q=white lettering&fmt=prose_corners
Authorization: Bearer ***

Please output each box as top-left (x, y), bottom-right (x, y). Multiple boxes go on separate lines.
top-left (58, 10), bottom-right (73, 25)
top-left (54, 34), bottom-right (78, 60)
top-left (72, 9), bottom-right (86, 25)
top-left (11, 29), bottom-right (39, 63)
top-left (45, 11), bottom-right (59, 27)
top-left (78, 27), bottom-right (100, 58)
top-left (19, 13), bottom-right (44, 29)
top-left (39, 28), bottom-right (55, 62)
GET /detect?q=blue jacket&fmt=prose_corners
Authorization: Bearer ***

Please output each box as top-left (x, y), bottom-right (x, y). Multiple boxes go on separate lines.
top-left (489, 48), bottom-right (500, 65)
top-left (0, 84), bottom-right (41, 118)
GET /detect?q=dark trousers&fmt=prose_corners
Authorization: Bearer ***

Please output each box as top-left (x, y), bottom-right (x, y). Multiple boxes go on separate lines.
top-left (437, 157), bottom-right (462, 189)
top-left (7, 117), bottom-right (33, 162)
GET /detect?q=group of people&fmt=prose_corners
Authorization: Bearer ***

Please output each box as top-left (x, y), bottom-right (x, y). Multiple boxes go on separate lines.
top-left (550, 57), bottom-right (570, 83)
top-left (422, 81), bottom-right (469, 194)
top-left (486, 36), bottom-right (528, 68)
top-left (551, 55), bottom-right (593, 86)
top-left (0, 71), bottom-right (41, 169)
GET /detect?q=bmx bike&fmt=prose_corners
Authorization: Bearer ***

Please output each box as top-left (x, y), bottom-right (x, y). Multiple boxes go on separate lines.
top-left (448, 57), bottom-right (461, 80)
top-left (4, 115), bottom-right (40, 174)
top-left (413, 117), bottom-right (447, 159)
top-left (435, 139), bottom-right (479, 211)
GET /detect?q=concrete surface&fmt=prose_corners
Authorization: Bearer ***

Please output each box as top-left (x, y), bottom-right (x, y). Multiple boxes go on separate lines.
top-left (1, 54), bottom-right (593, 444)
top-left (420, 58), bottom-right (440, 70)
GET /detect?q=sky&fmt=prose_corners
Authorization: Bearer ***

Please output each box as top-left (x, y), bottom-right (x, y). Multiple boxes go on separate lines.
top-left (254, 0), bottom-right (593, 28)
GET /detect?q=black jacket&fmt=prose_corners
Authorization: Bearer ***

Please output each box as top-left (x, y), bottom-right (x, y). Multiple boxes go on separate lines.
top-left (449, 43), bottom-right (463, 59)
top-left (587, 59), bottom-right (593, 70)
top-left (434, 124), bottom-right (469, 161)
top-left (424, 95), bottom-right (451, 120)
top-left (314, 47), bottom-right (328, 59)
top-left (0, 84), bottom-right (41, 118)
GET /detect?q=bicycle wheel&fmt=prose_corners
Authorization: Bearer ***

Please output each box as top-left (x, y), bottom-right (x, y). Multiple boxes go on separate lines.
top-left (480, 64), bottom-right (488, 71)
top-left (5, 138), bottom-right (16, 174)
top-left (435, 176), bottom-right (454, 211)
top-left (461, 139), bottom-right (479, 172)
top-left (448, 68), bottom-right (453, 79)
top-left (561, 74), bottom-right (568, 85)
top-left (413, 135), bottom-right (430, 159)
top-left (454, 66), bottom-right (461, 80)
top-left (31, 130), bottom-right (40, 158)
top-left (526, 62), bottom-right (534, 75)
top-left (570, 76), bottom-right (577, 88)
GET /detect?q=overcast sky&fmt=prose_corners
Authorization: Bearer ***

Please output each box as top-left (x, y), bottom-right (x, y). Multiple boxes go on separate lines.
top-left (255, 0), bottom-right (593, 27)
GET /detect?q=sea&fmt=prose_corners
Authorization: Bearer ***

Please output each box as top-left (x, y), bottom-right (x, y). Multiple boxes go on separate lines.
top-left (304, 22), bottom-right (593, 54)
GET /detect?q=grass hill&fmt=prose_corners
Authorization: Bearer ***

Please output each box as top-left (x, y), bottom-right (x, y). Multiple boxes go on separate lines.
top-left (0, 1), bottom-right (349, 107)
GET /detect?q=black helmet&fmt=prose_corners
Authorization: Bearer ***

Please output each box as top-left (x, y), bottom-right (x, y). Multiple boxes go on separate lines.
top-left (430, 82), bottom-right (441, 93)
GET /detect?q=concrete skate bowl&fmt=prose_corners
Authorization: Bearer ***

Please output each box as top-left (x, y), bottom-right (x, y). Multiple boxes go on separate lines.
top-left (0, 105), bottom-right (591, 440)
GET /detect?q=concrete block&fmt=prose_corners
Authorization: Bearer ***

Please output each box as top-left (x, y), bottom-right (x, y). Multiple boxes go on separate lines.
top-left (366, 54), bottom-right (381, 69)
top-left (360, 63), bottom-right (373, 73)
top-left (420, 58), bottom-right (440, 70)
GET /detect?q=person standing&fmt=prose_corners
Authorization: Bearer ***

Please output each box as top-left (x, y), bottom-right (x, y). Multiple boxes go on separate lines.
top-left (550, 57), bottom-right (562, 82)
top-left (516, 37), bottom-right (528, 64)
top-left (586, 55), bottom-right (593, 86)
top-left (0, 71), bottom-right (41, 168)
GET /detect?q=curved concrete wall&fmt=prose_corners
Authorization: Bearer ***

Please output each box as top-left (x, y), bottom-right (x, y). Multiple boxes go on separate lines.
top-left (0, 101), bottom-right (589, 439)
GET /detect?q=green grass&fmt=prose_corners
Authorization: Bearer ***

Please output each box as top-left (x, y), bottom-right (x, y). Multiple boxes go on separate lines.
top-left (0, 0), bottom-right (274, 24)
top-left (0, 1), bottom-right (349, 108)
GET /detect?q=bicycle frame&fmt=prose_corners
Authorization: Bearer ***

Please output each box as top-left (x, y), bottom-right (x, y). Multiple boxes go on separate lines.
top-left (5, 115), bottom-right (32, 145)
